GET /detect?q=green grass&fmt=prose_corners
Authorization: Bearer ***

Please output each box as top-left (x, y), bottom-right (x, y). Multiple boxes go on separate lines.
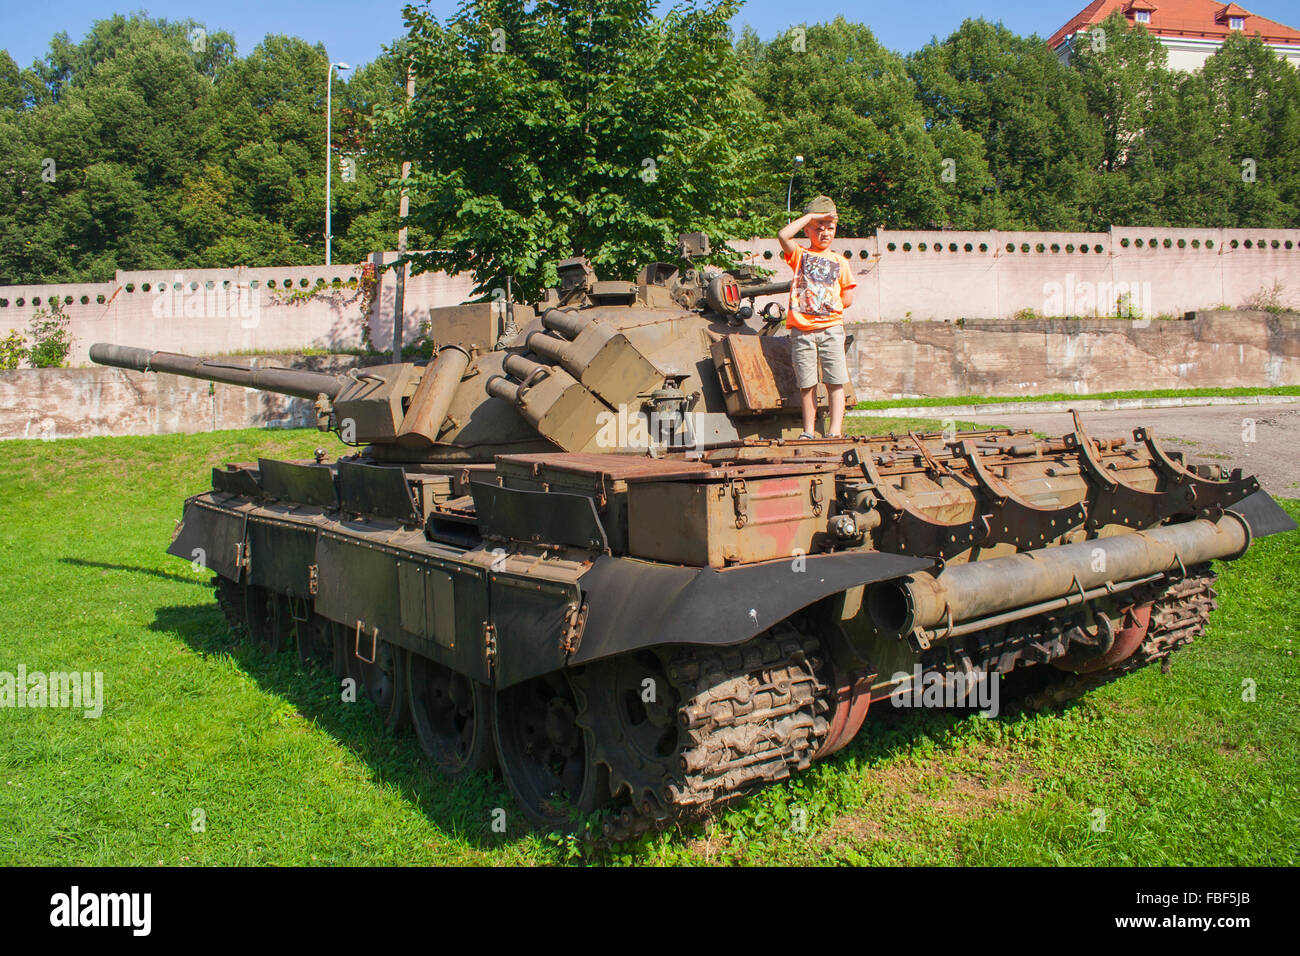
top-left (853, 385), bottom-right (1300, 411)
top-left (845, 416), bottom-right (981, 436)
top-left (1, 427), bottom-right (1296, 866)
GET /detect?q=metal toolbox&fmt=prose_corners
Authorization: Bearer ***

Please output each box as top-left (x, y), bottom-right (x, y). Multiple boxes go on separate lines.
top-left (626, 463), bottom-right (835, 567)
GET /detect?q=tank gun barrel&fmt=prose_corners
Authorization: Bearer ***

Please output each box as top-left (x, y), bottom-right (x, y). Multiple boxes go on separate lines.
top-left (89, 343), bottom-right (348, 400)
top-left (738, 280), bottom-right (791, 299)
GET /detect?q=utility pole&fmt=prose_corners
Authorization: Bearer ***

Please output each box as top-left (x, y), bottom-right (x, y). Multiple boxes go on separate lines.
top-left (392, 58), bottom-right (415, 361)
top-left (325, 61), bottom-right (351, 266)
top-left (786, 155), bottom-right (804, 214)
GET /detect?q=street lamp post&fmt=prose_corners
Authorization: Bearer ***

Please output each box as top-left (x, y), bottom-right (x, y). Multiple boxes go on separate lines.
top-left (325, 60), bottom-right (351, 266)
top-left (786, 155), bottom-right (804, 214)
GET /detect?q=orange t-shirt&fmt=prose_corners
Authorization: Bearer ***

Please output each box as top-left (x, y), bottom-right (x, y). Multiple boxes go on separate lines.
top-left (783, 245), bottom-right (856, 331)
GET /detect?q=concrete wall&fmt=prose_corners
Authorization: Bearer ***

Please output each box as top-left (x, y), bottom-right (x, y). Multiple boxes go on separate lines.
top-left (2, 228), bottom-right (1298, 367)
top-left (731, 226), bottom-right (1300, 325)
top-left (845, 311), bottom-right (1300, 400)
top-left (0, 254), bottom-right (477, 367)
top-left (3, 311), bottom-right (1296, 440)
top-left (0, 354), bottom-right (364, 441)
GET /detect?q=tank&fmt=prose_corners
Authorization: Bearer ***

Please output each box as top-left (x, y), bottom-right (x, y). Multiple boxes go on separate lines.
top-left (89, 234), bottom-right (1296, 838)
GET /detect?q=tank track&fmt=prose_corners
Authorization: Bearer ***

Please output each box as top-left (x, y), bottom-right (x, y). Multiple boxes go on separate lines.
top-left (1015, 565), bottom-right (1218, 711)
top-left (580, 629), bottom-right (831, 842)
top-left (593, 568), bottom-right (1219, 840)
top-left (207, 569), bottom-right (1217, 841)
top-left (214, 577), bottom-right (248, 635)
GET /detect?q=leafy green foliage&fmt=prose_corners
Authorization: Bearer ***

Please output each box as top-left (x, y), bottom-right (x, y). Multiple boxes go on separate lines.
top-left (379, 0), bottom-right (776, 300)
top-left (0, 15), bottom-right (423, 283)
top-left (2, 10), bottom-right (1300, 287)
top-left (1198, 32), bottom-right (1300, 226)
top-left (907, 19), bottom-right (1100, 229)
top-left (25, 299), bottom-right (72, 367)
top-left (746, 18), bottom-right (975, 234)
top-left (0, 329), bottom-right (26, 369)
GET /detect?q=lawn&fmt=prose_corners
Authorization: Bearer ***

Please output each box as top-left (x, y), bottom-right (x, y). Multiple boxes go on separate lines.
top-left (1, 426), bottom-right (1296, 866)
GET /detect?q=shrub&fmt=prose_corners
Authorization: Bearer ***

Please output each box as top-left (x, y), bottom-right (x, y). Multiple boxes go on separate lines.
top-left (1115, 292), bottom-right (1142, 319)
top-left (27, 301), bottom-right (74, 368)
top-left (0, 330), bottom-right (27, 369)
top-left (1240, 280), bottom-right (1292, 315)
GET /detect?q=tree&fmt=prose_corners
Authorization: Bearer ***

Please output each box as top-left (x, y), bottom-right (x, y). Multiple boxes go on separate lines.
top-left (908, 18), bottom-right (1099, 230)
top-left (745, 18), bottom-right (966, 234)
top-left (1069, 13), bottom-right (1174, 226)
top-left (0, 51), bottom-right (24, 111)
top-left (379, 0), bottom-right (773, 300)
top-left (0, 16), bottom-right (233, 281)
top-left (0, 16), bottom-right (416, 281)
top-left (1198, 33), bottom-right (1300, 226)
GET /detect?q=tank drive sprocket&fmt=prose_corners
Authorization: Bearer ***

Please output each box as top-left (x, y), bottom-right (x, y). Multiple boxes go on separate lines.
top-left (573, 626), bottom-right (832, 841)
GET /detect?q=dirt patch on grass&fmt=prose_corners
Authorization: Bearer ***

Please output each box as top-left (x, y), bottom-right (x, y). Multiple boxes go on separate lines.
top-left (820, 742), bottom-right (1037, 849)
top-left (685, 820), bottom-right (733, 862)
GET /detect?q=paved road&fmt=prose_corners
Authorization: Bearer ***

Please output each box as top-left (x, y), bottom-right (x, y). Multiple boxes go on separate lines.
top-left (958, 403), bottom-right (1300, 500)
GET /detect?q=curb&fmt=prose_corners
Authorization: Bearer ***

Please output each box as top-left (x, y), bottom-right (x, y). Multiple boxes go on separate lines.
top-left (848, 394), bottom-right (1300, 418)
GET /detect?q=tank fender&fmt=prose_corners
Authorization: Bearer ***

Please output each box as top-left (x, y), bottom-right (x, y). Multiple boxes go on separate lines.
top-left (570, 550), bottom-right (933, 668)
top-left (166, 496), bottom-right (247, 581)
top-left (1228, 489), bottom-right (1297, 539)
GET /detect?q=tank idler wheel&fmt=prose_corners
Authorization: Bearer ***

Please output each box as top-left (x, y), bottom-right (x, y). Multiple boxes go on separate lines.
top-left (407, 653), bottom-right (496, 779)
top-left (354, 635), bottom-right (410, 733)
top-left (493, 669), bottom-right (609, 831)
top-left (245, 586), bottom-right (292, 654)
top-left (296, 614), bottom-right (335, 668)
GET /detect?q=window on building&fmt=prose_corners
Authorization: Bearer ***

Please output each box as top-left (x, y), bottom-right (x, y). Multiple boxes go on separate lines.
top-left (1230, 16), bottom-right (1244, 30)
top-left (1135, 10), bottom-right (1150, 23)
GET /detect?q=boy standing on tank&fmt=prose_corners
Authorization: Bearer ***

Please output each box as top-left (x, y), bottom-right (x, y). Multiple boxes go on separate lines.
top-left (777, 195), bottom-right (855, 439)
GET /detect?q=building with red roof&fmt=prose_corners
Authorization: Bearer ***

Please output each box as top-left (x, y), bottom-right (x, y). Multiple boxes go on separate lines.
top-left (1049, 0), bottom-right (1300, 69)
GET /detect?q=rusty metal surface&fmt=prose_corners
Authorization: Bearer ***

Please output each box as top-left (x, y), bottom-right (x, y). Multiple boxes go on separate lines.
top-left (1023, 568), bottom-right (1218, 708)
top-left (817, 669), bottom-right (873, 758)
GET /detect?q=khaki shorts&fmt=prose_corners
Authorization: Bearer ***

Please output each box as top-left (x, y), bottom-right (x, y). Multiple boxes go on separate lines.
top-left (789, 324), bottom-right (848, 390)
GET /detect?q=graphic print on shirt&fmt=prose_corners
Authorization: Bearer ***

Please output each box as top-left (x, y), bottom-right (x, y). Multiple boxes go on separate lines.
top-left (793, 251), bottom-right (841, 317)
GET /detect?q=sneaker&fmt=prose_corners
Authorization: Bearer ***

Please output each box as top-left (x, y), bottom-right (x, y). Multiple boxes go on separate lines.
top-left (797, 431), bottom-right (817, 440)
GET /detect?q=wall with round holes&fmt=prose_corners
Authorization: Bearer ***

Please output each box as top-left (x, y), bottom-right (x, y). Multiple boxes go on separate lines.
top-left (2, 229), bottom-right (1298, 366)
top-left (0, 253), bottom-right (477, 366)
top-left (731, 226), bottom-right (1300, 324)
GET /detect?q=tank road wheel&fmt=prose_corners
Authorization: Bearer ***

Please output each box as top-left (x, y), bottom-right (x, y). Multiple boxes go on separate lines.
top-left (1015, 566), bottom-right (1219, 712)
top-left (296, 614), bottom-right (335, 669)
top-left (493, 670), bottom-right (609, 831)
top-left (245, 586), bottom-right (292, 654)
top-left (355, 638), bottom-right (410, 733)
top-left (407, 654), bottom-right (495, 778)
top-left (326, 620), bottom-right (347, 680)
top-left (335, 621), bottom-right (369, 689)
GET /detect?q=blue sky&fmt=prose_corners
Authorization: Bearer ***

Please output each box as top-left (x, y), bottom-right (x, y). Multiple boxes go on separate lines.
top-left (3, 0), bottom-right (1299, 70)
